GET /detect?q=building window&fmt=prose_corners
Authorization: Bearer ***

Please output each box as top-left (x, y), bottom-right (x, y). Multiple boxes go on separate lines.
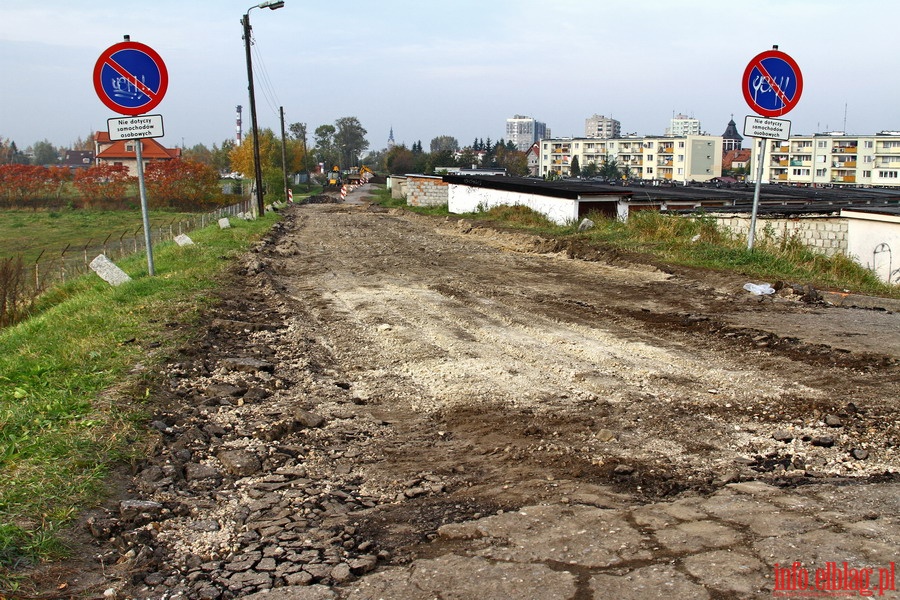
top-left (878, 170), bottom-right (898, 178)
top-left (126, 143), bottom-right (135, 152)
top-left (817, 140), bottom-right (828, 148)
top-left (863, 171), bottom-right (872, 178)
top-left (792, 168), bottom-right (810, 176)
top-left (865, 141), bottom-right (874, 148)
top-left (816, 169), bottom-right (827, 177)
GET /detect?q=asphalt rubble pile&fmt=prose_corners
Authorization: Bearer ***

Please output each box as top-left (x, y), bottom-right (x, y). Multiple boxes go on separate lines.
top-left (85, 221), bottom-right (455, 599)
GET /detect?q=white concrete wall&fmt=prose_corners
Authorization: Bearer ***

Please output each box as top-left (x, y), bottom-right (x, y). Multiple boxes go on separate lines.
top-left (448, 184), bottom-right (580, 225)
top-left (389, 176), bottom-right (408, 199)
top-left (844, 211), bottom-right (900, 284)
top-left (706, 215), bottom-right (849, 257)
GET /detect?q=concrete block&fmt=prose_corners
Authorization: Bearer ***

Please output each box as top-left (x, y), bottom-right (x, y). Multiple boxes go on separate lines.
top-left (174, 234), bottom-right (194, 246)
top-left (89, 254), bottom-right (131, 287)
top-left (218, 217), bottom-right (231, 229)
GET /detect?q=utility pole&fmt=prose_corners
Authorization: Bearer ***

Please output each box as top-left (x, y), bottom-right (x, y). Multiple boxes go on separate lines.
top-left (242, 12), bottom-right (265, 215)
top-left (280, 106), bottom-right (289, 202)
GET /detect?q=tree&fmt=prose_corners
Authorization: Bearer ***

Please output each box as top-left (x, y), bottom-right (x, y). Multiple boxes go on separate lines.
top-left (426, 150), bottom-right (455, 174)
top-left (229, 128), bottom-right (287, 200)
top-left (457, 147), bottom-right (480, 168)
top-left (600, 156), bottom-right (621, 181)
top-left (362, 148), bottom-right (387, 172)
top-left (385, 144), bottom-right (416, 175)
top-left (70, 133), bottom-right (95, 151)
top-left (0, 164), bottom-right (59, 208)
top-left (72, 164), bottom-right (134, 207)
top-left (0, 139), bottom-right (28, 165)
top-left (314, 124), bottom-right (338, 169)
top-left (31, 140), bottom-right (59, 166)
top-left (493, 145), bottom-right (528, 176)
top-left (145, 159), bottom-right (224, 209)
top-left (183, 143), bottom-right (214, 166)
top-left (570, 156), bottom-right (581, 178)
top-left (211, 140), bottom-right (235, 174)
top-left (430, 136), bottom-right (459, 154)
top-left (334, 116), bottom-right (369, 169)
top-left (581, 161), bottom-right (599, 178)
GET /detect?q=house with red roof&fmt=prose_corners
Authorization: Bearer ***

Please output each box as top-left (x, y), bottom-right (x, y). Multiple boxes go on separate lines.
top-left (94, 132), bottom-right (181, 176)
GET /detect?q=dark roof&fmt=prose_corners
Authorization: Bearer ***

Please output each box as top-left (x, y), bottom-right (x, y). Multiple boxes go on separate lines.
top-left (442, 174), bottom-right (631, 200)
top-left (842, 205), bottom-right (900, 217)
top-left (722, 118), bottom-right (743, 142)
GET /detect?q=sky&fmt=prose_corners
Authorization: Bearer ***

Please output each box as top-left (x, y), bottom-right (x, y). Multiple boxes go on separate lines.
top-left (2, 0), bottom-right (899, 154)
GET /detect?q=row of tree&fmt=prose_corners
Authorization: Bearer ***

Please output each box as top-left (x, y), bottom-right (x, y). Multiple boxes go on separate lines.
top-left (382, 137), bottom-right (528, 176)
top-left (0, 162), bottom-right (225, 210)
top-left (2, 119), bottom-right (535, 197)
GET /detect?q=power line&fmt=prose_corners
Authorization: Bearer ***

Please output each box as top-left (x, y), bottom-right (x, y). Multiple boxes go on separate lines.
top-left (250, 35), bottom-right (281, 118)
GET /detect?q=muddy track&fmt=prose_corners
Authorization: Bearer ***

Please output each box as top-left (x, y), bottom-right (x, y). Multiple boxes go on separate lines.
top-left (19, 198), bottom-right (900, 599)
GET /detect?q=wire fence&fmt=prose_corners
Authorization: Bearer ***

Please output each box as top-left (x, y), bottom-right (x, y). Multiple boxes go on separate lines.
top-left (27, 197), bottom-right (255, 293)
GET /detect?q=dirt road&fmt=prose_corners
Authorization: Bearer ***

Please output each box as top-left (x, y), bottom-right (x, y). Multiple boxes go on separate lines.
top-left (29, 189), bottom-right (900, 599)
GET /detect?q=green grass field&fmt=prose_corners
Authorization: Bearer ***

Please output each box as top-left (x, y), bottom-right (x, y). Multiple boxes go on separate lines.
top-left (0, 209), bottom-right (205, 263)
top-left (0, 210), bottom-right (278, 585)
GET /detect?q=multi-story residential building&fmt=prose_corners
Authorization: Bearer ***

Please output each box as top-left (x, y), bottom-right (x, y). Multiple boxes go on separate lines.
top-left (506, 115), bottom-right (548, 152)
top-left (667, 114), bottom-right (702, 137)
top-left (539, 135), bottom-right (723, 183)
top-left (584, 114), bottom-right (621, 139)
top-left (747, 131), bottom-right (900, 188)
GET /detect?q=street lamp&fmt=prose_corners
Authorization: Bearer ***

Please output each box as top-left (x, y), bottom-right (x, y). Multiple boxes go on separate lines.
top-left (242, 0), bottom-right (285, 216)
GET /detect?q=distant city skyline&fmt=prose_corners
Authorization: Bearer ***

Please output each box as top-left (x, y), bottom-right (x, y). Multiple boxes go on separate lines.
top-left (3, 0), bottom-right (899, 152)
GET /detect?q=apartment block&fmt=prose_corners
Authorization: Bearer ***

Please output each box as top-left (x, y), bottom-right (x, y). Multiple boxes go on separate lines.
top-left (667, 114), bottom-right (702, 137)
top-left (539, 135), bottom-right (723, 183)
top-left (748, 132), bottom-right (900, 188)
top-left (506, 115), bottom-right (548, 152)
top-left (585, 114), bottom-right (621, 139)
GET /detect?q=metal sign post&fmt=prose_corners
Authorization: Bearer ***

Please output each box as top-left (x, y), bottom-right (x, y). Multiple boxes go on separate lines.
top-left (94, 36), bottom-right (168, 275)
top-left (744, 116), bottom-right (791, 250)
top-left (748, 137), bottom-right (768, 250)
top-left (134, 140), bottom-right (155, 275)
top-left (741, 46), bottom-right (803, 250)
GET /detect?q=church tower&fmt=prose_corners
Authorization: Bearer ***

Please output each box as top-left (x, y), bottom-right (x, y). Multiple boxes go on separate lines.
top-left (721, 116), bottom-right (744, 153)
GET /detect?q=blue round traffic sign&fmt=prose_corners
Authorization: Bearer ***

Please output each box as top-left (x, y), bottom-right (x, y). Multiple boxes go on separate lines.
top-left (93, 41), bottom-right (168, 116)
top-left (742, 49), bottom-right (803, 118)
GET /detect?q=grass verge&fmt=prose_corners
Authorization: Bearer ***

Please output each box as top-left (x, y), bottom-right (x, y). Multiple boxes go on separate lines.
top-left (0, 210), bottom-right (278, 582)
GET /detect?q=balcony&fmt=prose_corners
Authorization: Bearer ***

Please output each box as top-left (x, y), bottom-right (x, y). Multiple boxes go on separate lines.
top-left (832, 146), bottom-right (858, 154)
top-left (832, 175), bottom-right (857, 183)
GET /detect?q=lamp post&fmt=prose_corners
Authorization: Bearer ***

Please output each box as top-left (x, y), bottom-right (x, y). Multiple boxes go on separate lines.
top-left (242, 0), bottom-right (285, 216)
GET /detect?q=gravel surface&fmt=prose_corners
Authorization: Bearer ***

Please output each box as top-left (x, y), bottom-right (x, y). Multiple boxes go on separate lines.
top-left (19, 191), bottom-right (900, 599)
